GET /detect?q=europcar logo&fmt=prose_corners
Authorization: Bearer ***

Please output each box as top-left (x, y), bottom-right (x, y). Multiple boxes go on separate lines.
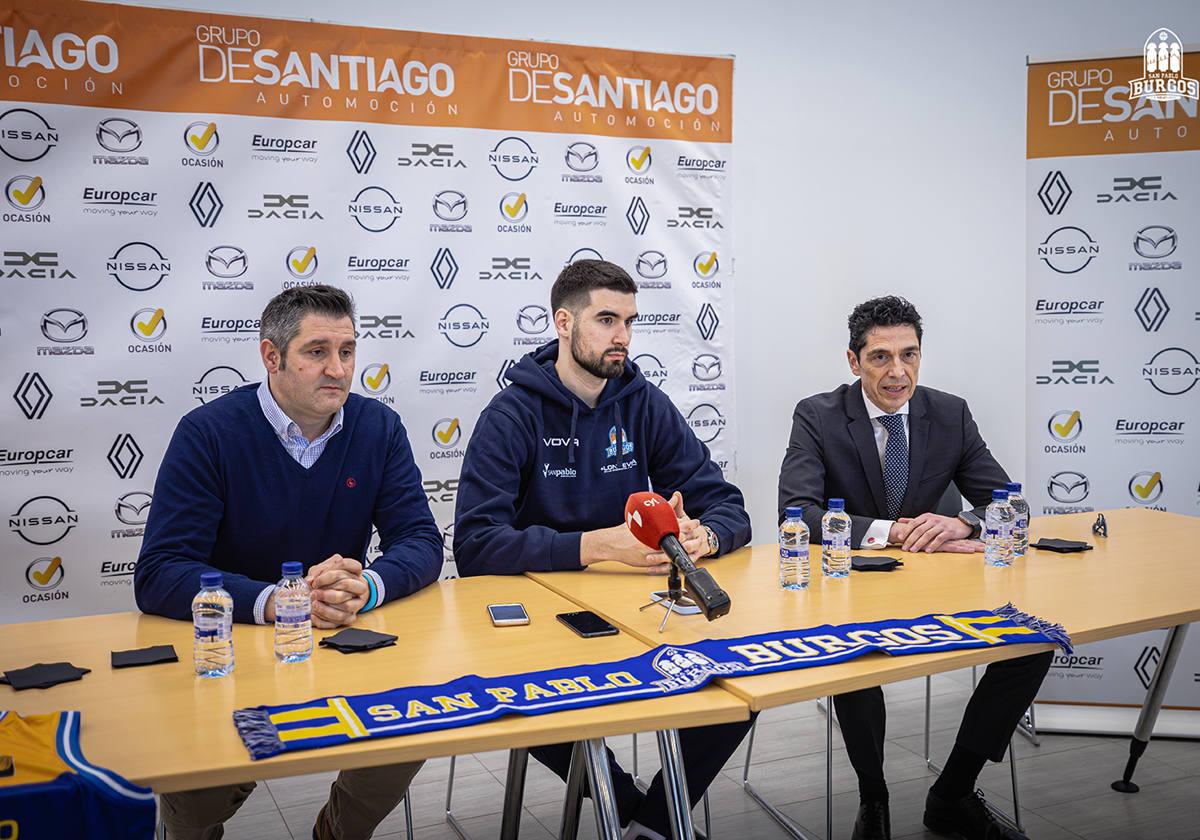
top-left (489, 136), bottom-right (538, 180)
top-left (0, 108), bottom-right (58, 161)
top-left (1128, 470), bottom-right (1165, 505)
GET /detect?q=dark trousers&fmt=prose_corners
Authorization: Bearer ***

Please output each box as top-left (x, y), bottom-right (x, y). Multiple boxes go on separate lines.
top-left (833, 651), bottom-right (1053, 798)
top-left (531, 714), bottom-right (756, 835)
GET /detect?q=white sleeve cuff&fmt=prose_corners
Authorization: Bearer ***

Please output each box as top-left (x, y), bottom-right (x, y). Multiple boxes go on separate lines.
top-left (860, 519), bottom-right (893, 550)
top-left (253, 585), bottom-right (276, 625)
top-left (364, 568), bottom-right (385, 610)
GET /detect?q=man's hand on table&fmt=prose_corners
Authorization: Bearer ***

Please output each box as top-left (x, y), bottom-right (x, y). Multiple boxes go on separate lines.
top-left (264, 554), bottom-right (370, 628)
top-left (891, 513), bottom-right (974, 552)
top-left (580, 491), bottom-right (708, 576)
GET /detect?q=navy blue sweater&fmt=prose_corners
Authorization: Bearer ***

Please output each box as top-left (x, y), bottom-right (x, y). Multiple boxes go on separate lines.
top-left (453, 341), bottom-right (751, 575)
top-left (134, 385), bottom-right (442, 623)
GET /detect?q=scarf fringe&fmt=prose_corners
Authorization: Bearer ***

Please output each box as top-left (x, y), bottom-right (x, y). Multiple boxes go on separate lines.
top-left (994, 602), bottom-right (1073, 654)
top-left (232, 708), bottom-right (285, 761)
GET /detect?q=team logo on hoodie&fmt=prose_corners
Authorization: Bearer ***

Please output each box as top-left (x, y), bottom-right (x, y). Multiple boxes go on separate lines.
top-left (605, 426), bottom-right (634, 458)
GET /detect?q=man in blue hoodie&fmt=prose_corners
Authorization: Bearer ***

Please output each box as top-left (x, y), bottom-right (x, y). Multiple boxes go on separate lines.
top-left (135, 285), bottom-right (441, 840)
top-left (454, 260), bottom-right (753, 840)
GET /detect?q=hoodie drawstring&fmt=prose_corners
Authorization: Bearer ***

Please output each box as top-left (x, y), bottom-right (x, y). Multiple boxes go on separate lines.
top-left (614, 401), bottom-right (625, 455)
top-left (567, 401), bottom-right (579, 464)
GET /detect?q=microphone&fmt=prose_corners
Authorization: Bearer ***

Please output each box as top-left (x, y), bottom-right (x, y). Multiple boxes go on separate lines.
top-left (625, 491), bottom-right (731, 620)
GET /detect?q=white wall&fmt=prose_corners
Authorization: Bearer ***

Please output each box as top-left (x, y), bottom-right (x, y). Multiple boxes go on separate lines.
top-left (112, 0), bottom-right (1200, 540)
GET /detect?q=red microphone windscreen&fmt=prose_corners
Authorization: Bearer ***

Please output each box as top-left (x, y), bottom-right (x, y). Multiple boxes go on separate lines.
top-left (624, 491), bottom-right (680, 550)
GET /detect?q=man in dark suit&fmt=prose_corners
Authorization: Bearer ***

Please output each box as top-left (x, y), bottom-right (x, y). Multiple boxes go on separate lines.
top-left (778, 296), bottom-right (1050, 840)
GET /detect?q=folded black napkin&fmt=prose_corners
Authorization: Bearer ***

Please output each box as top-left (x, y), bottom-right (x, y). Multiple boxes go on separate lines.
top-left (851, 555), bottom-right (904, 572)
top-left (1030, 538), bottom-right (1092, 553)
top-left (319, 628), bottom-right (397, 654)
top-left (0, 662), bottom-right (91, 690)
top-left (111, 644), bottom-right (178, 669)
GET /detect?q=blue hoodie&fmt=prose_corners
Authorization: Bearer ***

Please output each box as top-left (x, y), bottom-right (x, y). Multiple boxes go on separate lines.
top-left (453, 340), bottom-right (751, 575)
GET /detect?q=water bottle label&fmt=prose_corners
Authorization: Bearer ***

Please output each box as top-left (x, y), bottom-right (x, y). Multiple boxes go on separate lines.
top-left (194, 617), bottom-right (222, 639)
top-left (1015, 516), bottom-right (1029, 528)
top-left (984, 528), bottom-right (998, 539)
top-left (278, 608), bottom-right (311, 623)
top-left (821, 539), bottom-right (832, 547)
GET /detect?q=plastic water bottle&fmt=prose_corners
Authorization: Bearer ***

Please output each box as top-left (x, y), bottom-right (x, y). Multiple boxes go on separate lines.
top-left (1007, 482), bottom-right (1029, 559)
top-left (779, 506), bottom-right (811, 590)
top-left (193, 572), bottom-right (234, 677)
top-left (274, 561), bottom-right (313, 663)
top-left (984, 490), bottom-right (1015, 568)
top-left (821, 498), bottom-right (852, 578)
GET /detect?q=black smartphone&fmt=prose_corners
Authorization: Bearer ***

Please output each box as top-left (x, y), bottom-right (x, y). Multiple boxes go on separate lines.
top-left (556, 610), bottom-right (619, 638)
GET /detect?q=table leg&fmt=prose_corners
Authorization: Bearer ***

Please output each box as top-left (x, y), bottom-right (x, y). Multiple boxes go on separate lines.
top-left (500, 748), bottom-right (529, 840)
top-left (1112, 623), bottom-right (1190, 793)
top-left (559, 742), bottom-right (586, 840)
top-left (582, 738), bottom-right (623, 840)
top-left (656, 728), bottom-right (695, 840)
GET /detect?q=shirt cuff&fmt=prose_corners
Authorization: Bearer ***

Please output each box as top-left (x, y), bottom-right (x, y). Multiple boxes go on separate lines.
top-left (362, 568), bottom-right (384, 612)
top-left (252, 584), bottom-right (276, 625)
top-left (861, 519), bottom-right (894, 550)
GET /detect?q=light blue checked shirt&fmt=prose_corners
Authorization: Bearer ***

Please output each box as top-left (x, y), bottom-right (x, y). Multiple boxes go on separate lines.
top-left (252, 379), bottom-right (384, 622)
top-left (257, 378), bottom-right (345, 469)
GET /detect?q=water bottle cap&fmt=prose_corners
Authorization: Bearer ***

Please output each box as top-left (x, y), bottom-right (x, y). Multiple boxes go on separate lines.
top-left (1006, 482), bottom-right (1022, 493)
top-left (992, 489), bottom-right (1009, 501)
top-left (200, 571), bottom-right (222, 588)
top-left (785, 506), bottom-right (804, 518)
top-left (828, 498), bottom-right (845, 511)
top-left (281, 561), bottom-right (303, 577)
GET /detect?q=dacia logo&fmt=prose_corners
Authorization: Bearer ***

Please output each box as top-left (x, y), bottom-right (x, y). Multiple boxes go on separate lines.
top-left (399, 142), bottom-right (465, 168)
top-left (249, 194), bottom-right (324, 220)
top-left (3, 250), bottom-right (75, 279)
top-left (479, 256), bottom-right (542, 281)
top-left (669, 206), bottom-right (723, 229)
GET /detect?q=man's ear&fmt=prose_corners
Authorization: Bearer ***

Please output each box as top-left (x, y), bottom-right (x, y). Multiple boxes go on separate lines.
top-left (847, 348), bottom-right (862, 377)
top-left (261, 339), bottom-right (282, 374)
top-left (554, 307), bottom-right (573, 340)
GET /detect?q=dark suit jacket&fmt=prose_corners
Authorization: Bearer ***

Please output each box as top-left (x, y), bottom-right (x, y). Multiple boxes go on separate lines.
top-left (777, 380), bottom-right (1009, 547)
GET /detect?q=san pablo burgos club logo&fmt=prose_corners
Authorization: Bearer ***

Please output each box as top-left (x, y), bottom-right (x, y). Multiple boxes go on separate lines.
top-left (1129, 28), bottom-right (1197, 103)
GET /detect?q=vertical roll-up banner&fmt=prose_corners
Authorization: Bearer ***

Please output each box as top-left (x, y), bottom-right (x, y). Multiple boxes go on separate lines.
top-left (1026, 30), bottom-right (1199, 736)
top-left (0, 0), bottom-right (735, 623)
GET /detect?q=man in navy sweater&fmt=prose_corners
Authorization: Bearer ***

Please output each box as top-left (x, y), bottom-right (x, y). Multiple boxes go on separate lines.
top-left (135, 285), bottom-right (441, 840)
top-left (454, 260), bottom-right (753, 840)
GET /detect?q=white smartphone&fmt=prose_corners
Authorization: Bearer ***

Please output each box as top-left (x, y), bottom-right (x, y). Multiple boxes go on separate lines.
top-left (487, 603), bottom-right (530, 626)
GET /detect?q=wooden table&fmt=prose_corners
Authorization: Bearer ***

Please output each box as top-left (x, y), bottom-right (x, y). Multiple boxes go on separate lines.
top-left (527, 508), bottom-right (1200, 838)
top-left (0, 575), bottom-right (748, 840)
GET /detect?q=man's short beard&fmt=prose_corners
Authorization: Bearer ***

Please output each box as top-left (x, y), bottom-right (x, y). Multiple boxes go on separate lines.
top-left (570, 331), bottom-right (625, 379)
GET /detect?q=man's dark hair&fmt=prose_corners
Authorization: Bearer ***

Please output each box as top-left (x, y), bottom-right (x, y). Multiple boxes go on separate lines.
top-left (260, 284), bottom-right (355, 367)
top-left (848, 296), bottom-right (923, 357)
top-left (550, 259), bottom-right (638, 314)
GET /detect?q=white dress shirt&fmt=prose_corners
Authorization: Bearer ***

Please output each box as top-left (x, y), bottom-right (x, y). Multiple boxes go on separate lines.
top-left (860, 391), bottom-right (909, 549)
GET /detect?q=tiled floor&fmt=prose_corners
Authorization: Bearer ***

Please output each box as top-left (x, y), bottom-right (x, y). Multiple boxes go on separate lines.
top-left (208, 672), bottom-right (1198, 839)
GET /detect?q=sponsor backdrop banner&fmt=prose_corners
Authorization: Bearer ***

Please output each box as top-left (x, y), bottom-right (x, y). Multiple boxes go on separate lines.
top-left (1025, 35), bottom-right (1200, 733)
top-left (0, 0), bottom-right (736, 622)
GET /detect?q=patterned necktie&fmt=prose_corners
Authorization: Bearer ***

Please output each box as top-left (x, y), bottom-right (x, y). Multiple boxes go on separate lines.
top-left (877, 414), bottom-right (907, 520)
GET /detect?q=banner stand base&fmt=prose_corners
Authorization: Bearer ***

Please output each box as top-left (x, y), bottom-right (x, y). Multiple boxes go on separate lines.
top-left (1032, 703), bottom-right (1200, 739)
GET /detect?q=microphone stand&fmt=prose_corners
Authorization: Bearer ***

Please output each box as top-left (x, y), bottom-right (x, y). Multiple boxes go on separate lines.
top-left (639, 563), bottom-right (699, 633)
